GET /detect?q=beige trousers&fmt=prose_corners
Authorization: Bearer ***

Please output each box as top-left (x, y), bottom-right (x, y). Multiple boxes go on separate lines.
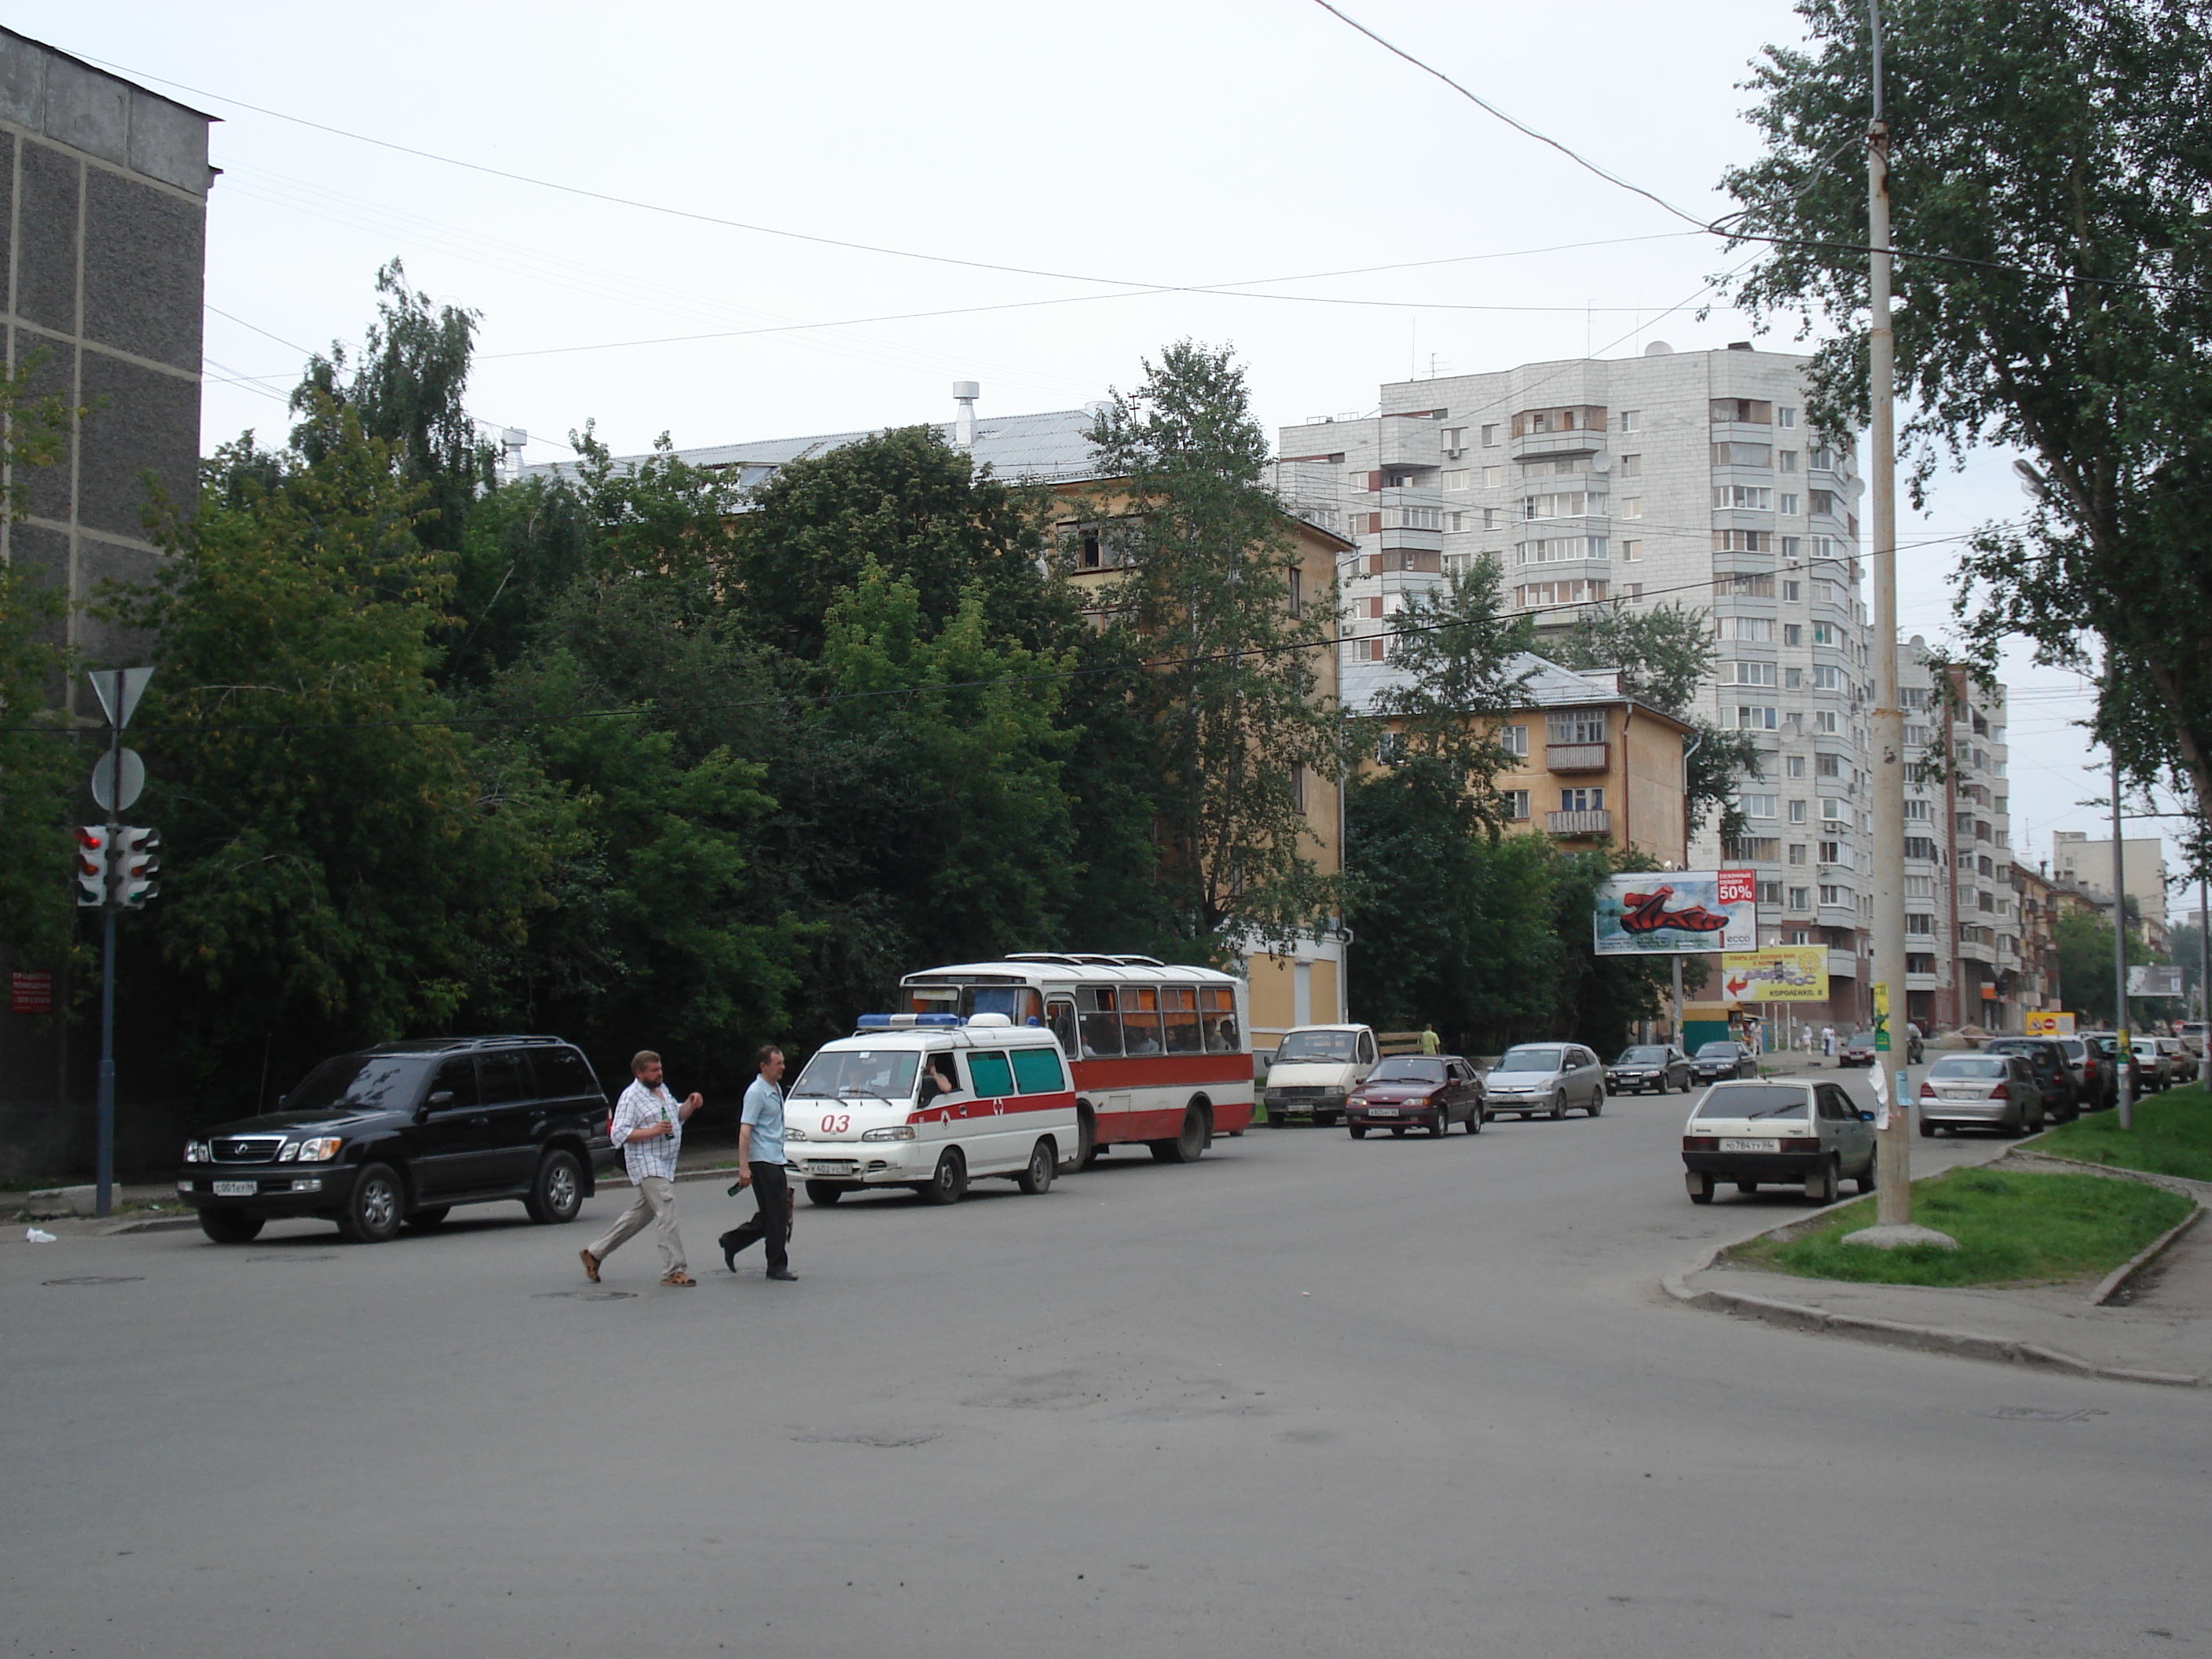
top-left (588, 1175), bottom-right (685, 1274)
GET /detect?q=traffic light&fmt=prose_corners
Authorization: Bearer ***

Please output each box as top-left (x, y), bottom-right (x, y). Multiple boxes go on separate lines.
top-left (74, 826), bottom-right (108, 906)
top-left (116, 827), bottom-right (159, 909)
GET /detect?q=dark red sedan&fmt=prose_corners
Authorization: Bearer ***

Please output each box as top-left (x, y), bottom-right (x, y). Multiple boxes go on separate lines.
top-left (1346, 1056), bottom-right (1485, 1138)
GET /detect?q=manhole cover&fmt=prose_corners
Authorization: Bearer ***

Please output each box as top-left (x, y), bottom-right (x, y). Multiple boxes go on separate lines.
top-left (42, 1276), bottom-right (145, 1287)
top-left (1976, 1405), bottom-right (2105, 1423)
top-left (791, 1431), bottom-right (939, 1448)
top-left (533, 1289), bottom-right (635, 1302)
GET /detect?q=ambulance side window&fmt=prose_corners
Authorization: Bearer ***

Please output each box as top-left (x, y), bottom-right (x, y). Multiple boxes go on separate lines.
top-left (1010, 1046), bottom-right (1065, 1095)
top-left (968, 1051), bottom-right (1016, 1097)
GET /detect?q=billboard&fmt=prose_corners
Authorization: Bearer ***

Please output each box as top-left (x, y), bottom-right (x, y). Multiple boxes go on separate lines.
top-left (2025, 1011), bottom-right (2076, 1037)
top-left (1719, 947), bottom-right (1830, 1004)
top-left (1593, 870), bottom-right (1757, 956)
top-left (2127, 965), bottom-right (2185, 998)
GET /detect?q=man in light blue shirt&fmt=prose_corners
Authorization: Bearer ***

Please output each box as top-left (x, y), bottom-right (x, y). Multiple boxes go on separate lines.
top-left (720, 1045), bottom-right (795, 1280)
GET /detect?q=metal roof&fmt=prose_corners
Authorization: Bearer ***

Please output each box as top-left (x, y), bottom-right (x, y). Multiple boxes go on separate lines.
top-left (526, 408), bottom-right (1108, 489)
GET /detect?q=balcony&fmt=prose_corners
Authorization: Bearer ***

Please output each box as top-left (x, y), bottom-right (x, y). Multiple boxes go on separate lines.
top-left (1511, 429), bottom-right (1605, 464)
top-left (1547, 742), bottom-right (1609, 773)
top-left (1546, 809), bottom-right (1613, 837)
top-left (1827, 950), bottom-right (1861, 980)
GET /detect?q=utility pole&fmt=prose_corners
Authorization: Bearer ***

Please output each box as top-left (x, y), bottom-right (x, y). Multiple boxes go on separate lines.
top-left (95, 716), bottom-right (120, 1221)
top-left (2199, 873), bottom-right (2210, 1090)
top-left (2111, 755), bottom-right (2134, 1130)
top-left (1865, 0), bottom-right (1914, 1227)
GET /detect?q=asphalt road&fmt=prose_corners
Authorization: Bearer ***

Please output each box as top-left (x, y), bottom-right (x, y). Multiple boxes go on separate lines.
top-left (4, 1073), bottom-right (2207, 1658)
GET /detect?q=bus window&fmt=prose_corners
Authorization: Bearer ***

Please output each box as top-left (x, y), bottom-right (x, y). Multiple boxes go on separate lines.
top-left (1162, 987), bottom-right (1203, 1054)
top-left (1121, 987), bottom-right (1164, 1055)
top-left (1078, 989), bottom-right (1123, 1057)
top-left (1047, 999), bottom-right (1077, 1056)
top-left (909, 987), bottom-right (958, 1015)
top-left (1010, 1046), bottom-right (1065, 1094)
top-left (1201, 987), bottom-right (1240, 1053)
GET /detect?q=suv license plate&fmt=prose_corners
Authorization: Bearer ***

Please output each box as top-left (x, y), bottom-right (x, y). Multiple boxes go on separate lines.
top-left (1367, 1107), bottom-right (1399, 1116)
top-left (1718, 1138), bottom-right (1778, 1154)
top-left (212, 1180), bottom-right (258, 1197)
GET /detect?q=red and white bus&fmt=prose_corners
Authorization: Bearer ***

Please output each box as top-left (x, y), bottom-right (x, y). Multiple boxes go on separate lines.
top-left (900, 954), bottom-right (1253, 1164)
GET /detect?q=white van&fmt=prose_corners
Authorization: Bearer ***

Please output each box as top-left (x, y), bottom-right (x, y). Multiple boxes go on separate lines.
top-left (783, 1014), bottom-right (1078, 1207)
top-left (1259, 1024), bottom-right (1379, 1126)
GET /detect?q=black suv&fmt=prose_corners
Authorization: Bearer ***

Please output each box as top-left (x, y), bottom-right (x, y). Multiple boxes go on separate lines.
top-left (1983, 1037), bottom-right (2082, 1122)
top-left (179, 1038), bottom-right (613, 1244)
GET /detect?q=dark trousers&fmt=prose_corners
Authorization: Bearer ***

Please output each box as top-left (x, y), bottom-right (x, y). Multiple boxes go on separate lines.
top-left (719, 1163), bottom-right (789, 1271)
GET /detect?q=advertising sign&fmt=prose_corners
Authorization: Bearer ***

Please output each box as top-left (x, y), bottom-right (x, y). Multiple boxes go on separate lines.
top-left (2024, 1011), bottom-right (2076, 1037)
top-left (1593, 871), bottom-right (1756, 956)
top-left (1719, 947), bottom-right (1829, 1004)
top-left (2126, 965), bottom-right (2184, 998)
top-left (9, 970), bottom-right (53, 1015)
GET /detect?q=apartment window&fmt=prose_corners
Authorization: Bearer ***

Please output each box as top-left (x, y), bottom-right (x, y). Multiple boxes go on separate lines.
top-left (1482, 507), bottom-right (1502, 529)
top-left (1902, 797), bottom-right (1930, 821)
top-left (1736, 705), bottom-right (1778, 731)
top-left (1818, 840), bottom-right (1843, 864)
top-left (1518, 536), bottom-right (1610, 564)
top-left (1712, 485), bottom-right (1775, 511)
top-left (1441, 469), bottom-right (1471, 492)
top-left (1619, 410), bottom-right (1640, 433)
top-left (1778, 407), bottom-right (1798, 428)
top-left (1782, 581), bottom-right (1802, 602)
top-left (1742, 794), bottom-right (1778, 819)
top-left (1363, 596), bottom-right (1384, 620)
top-left (1785, 667), bottom-right (1803, 689)
top-left (1713, 573), bottom-right (1777, 597)
top-left (1620, 539), bottom-right (1643, 562)
top-left (1785, 755), bottom-right (1806, 778)
top-left (1361, 637), bottom-right (1387, 662)
top-left (1734, 661), bottom-right (1778, 687)
top-left (1787, 928), bottom-right (1814, 945)
top-left (1482, 465), bottom-right (1504, 489)
top-left (1815, 754), bottom-right (1840, 778)
top-left (1291, 764), bottom-right (1307, 812)
top-left (1821, 798), bottom-right (1846, 822)
top-left (1811, 665), bottom-right (1843, 690)
top-left (1713, 529), bottom-right (1771, 552)
top-left (1811, 622), bottom-right (1837, 645)
top-left (1503, 789), bottom-right (1530, 820)
top-left (1906, 914), bottom-right (1935, 935)
top-left (1788, 887), bottom-right (1810, 910)
top-left (1904, 835), bottom-right (1937, 861)
top-left (1620, 497), bottom-right (1644, 519)
top-left (1547, 711), bottom-right (1607, 745)
top-left (1820, 884), bottom-right (1847, 906)
top-left (1560, 787), bottom-right (1604, 812)
top-left (1905, 874), bottom-right (1933, 899)
top-left (1788, 799), bottom-right (1807, 823)
top-left (1815, 711), bottom-right (1840, 734)
top-left (1780, 537), bottom-right (1801, 562)
top-left (1481, 424), bottom-right (1500, 447)
top-left (1500, 723), bottom-right (1529, 756)
top-left (1808, 445), bottom-right (1835, 470)
top-left (1441, 427), bottom-right (1466, 451)
top-left (1788, 843), bottom-right (1807, 865)
top-left (1723, 616), bottom-right (1774, 643)
top-left (1522, 492), bottom-right (1591, 520)
top-left (1445, 513), bottom-right (1468, 533)
top-left (1779, 450), bottom-right (1799, 472)
top-left (1710, 398), bottom-right (1774, 424)
top-left (1757, 880), bottom-right (1783, 906)
top-left (1624, 583), bottom-right (1643, 598)
top-left (1810, 489), bottom-right (1841, 517)
top-left (1779, 493), bottom-right (1800, 516)
top-left (1618, 453), bottom-right (1642, 478)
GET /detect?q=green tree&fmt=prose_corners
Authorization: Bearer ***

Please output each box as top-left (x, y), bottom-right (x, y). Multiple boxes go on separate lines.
top-left (1084, 341), bottom-right (1345, 947)
top-left (0, 361), bottom-right (85, 973)
top-left (1719, 0), bottom-right (2212, 850)
top-left (2053, 907), bottom-right (2157, 1027)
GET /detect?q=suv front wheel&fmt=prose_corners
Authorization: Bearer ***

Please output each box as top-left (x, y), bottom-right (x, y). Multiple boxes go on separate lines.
top-left (337, 1163), bottom-right (405, 1244)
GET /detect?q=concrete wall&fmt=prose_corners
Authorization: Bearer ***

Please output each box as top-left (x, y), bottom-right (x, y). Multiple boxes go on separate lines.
top-left (0, 30), bottom-right (211, 1181)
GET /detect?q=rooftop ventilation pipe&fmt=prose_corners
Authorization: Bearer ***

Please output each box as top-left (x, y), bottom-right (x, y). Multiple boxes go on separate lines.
top-left (952, 381), bottom-right (980, 449)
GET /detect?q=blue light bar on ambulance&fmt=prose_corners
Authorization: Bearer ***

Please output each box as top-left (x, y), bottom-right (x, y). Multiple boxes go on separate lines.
top-left (855, 1013), bottom-right (965, 1028)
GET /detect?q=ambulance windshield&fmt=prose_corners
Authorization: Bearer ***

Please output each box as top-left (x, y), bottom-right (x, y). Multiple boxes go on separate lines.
top-left (793, 1049), bottom-right (921, 1101)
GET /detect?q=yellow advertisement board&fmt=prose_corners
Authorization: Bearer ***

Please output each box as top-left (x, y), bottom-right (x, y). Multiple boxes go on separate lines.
top-left (2025, 1011), bottom-right (2077, 1037)
top-left (1719, 947), bottom-right (1830, 1004)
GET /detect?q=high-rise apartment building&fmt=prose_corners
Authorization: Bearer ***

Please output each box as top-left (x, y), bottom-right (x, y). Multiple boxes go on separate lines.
top-left (1276, 342), bottom-right (1873, 1030)
top-left (2053, 830), bottom-right (2170, 950)
top-left (1899, 639), bottom-right (2020, 1032)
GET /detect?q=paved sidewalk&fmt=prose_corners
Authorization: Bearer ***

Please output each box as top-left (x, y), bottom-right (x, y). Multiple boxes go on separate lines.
top-left (1670, 1152), bottom-right (2212, 1386)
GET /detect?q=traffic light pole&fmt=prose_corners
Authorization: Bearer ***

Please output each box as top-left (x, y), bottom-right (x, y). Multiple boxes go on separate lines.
top-left (96, 716), bottom-right (121, 1219)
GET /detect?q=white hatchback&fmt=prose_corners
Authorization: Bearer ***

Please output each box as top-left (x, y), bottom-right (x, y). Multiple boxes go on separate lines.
top-left (783, 1014), bottom-right (1079, 1207)
top-left (1681, 1079), bottom-right (1877, 1206)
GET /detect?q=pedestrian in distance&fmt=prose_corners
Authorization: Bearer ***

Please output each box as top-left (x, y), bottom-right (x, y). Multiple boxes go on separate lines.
top-left (1822, 1024), bottom-right (1836, 1061)
top-left (1419, 1024), bottom-right (1441, 1056)
top-left (721, 1044), bottom-right (797, 1281)
top-left (579, 1050), bottom-right (701, 1287)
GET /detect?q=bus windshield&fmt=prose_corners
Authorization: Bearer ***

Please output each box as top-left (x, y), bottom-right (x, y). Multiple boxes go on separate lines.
top-left (792, 1049), bottom-right (921, 1101)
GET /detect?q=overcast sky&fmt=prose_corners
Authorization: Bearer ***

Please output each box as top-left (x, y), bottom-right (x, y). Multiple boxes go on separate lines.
top-left (30, 0), bottom-right (2191, 900)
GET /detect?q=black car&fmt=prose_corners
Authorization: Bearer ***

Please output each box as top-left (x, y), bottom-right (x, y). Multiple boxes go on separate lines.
top-left (179, 1038), bottom-right (613, 1244)
top-left (1607, 1044), bottom-right (1692, 1094)
top-left (1983, 1037), bottom-right (2082, 1122)
top-left (1690, 1041), bottom-right (1757, 1084)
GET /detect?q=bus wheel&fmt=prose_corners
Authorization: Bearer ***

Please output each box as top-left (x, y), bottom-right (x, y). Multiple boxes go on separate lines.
top-left (1151, 1108), bottom-right (1207, 1164)
top-left (1075, 1106), bottom-right (1100, 1169)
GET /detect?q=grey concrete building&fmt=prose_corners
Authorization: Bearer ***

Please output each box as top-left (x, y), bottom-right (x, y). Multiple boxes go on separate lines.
top-left (0, 28), bottom-right (213, 690)
top-left (2052, 830), bottom-right (2170, 945)
top-left (0, 31), bottom-right (214, 1181)
top-left (1276, 342), bottom-right (1875, 1030)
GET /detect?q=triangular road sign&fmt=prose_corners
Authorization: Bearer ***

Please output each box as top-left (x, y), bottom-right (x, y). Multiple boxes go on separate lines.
top-left (88, 667), bottom-right (155, 731)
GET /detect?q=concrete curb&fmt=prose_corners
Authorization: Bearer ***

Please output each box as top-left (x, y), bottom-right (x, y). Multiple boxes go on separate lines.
top-left (100, 1214), bottom-right (203, 1236)
top-left (2089, 1203), bottom-right (2207, 1307)
top-left (1661, 1164), bottom-right (2210, 1389)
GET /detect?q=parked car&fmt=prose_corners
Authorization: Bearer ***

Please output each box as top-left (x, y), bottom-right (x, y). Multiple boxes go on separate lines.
top-left (2142, 1036), bottom-right (2188, 1090)
top-left (1606, 1044), bottom-right (1692, 1095)
top-left (2079, 1033), bottom-right (2146, 1103)
top-left (1481, 1043), bottom-right (1606, 1120)
top-left (1346, 1055), bottom-right (1484, 1138)
top-left (1983, 1037), bottom-right (2082, 1122)
top-left (1262, 1024), bottom-right (1378, 1126)
top-left (2057, 1036), bottom-right (2110, 1110)
top-left (1917, 1053), bottom-right (2045, 1137)
top-left (179, 1038), bottom-right (612, 1244)
top-left (1690, 1040), bottom-right (1758, 1084)
top-left (1837, 1030), bottom-right (1876, 1068)
top-left (2175, 1020), bottom-right (2208, 1061)
top-left (1681, 1079), bottom-right (1877, 1206)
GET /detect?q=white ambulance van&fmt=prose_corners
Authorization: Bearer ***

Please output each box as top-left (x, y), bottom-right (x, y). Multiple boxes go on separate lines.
top-left (782, 1013), bottom-right (1079, 1207)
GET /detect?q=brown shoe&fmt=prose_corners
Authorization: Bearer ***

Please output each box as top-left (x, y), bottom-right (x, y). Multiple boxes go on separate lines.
top-left (660, 1270), bottom-right (697, 1287)
top-left (579, 1248), bottom-right (601, 1284)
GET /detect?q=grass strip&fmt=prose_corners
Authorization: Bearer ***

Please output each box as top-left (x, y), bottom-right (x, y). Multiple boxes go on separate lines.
top-left (2032, 1084), bottom-right (2212, 1183)
top-left (1723, 1165), bottom-right (2193, 1288)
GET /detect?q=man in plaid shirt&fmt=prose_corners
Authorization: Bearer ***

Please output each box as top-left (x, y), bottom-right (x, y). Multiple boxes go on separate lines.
top-left (580, 1050), bottom-right (701, 1287)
